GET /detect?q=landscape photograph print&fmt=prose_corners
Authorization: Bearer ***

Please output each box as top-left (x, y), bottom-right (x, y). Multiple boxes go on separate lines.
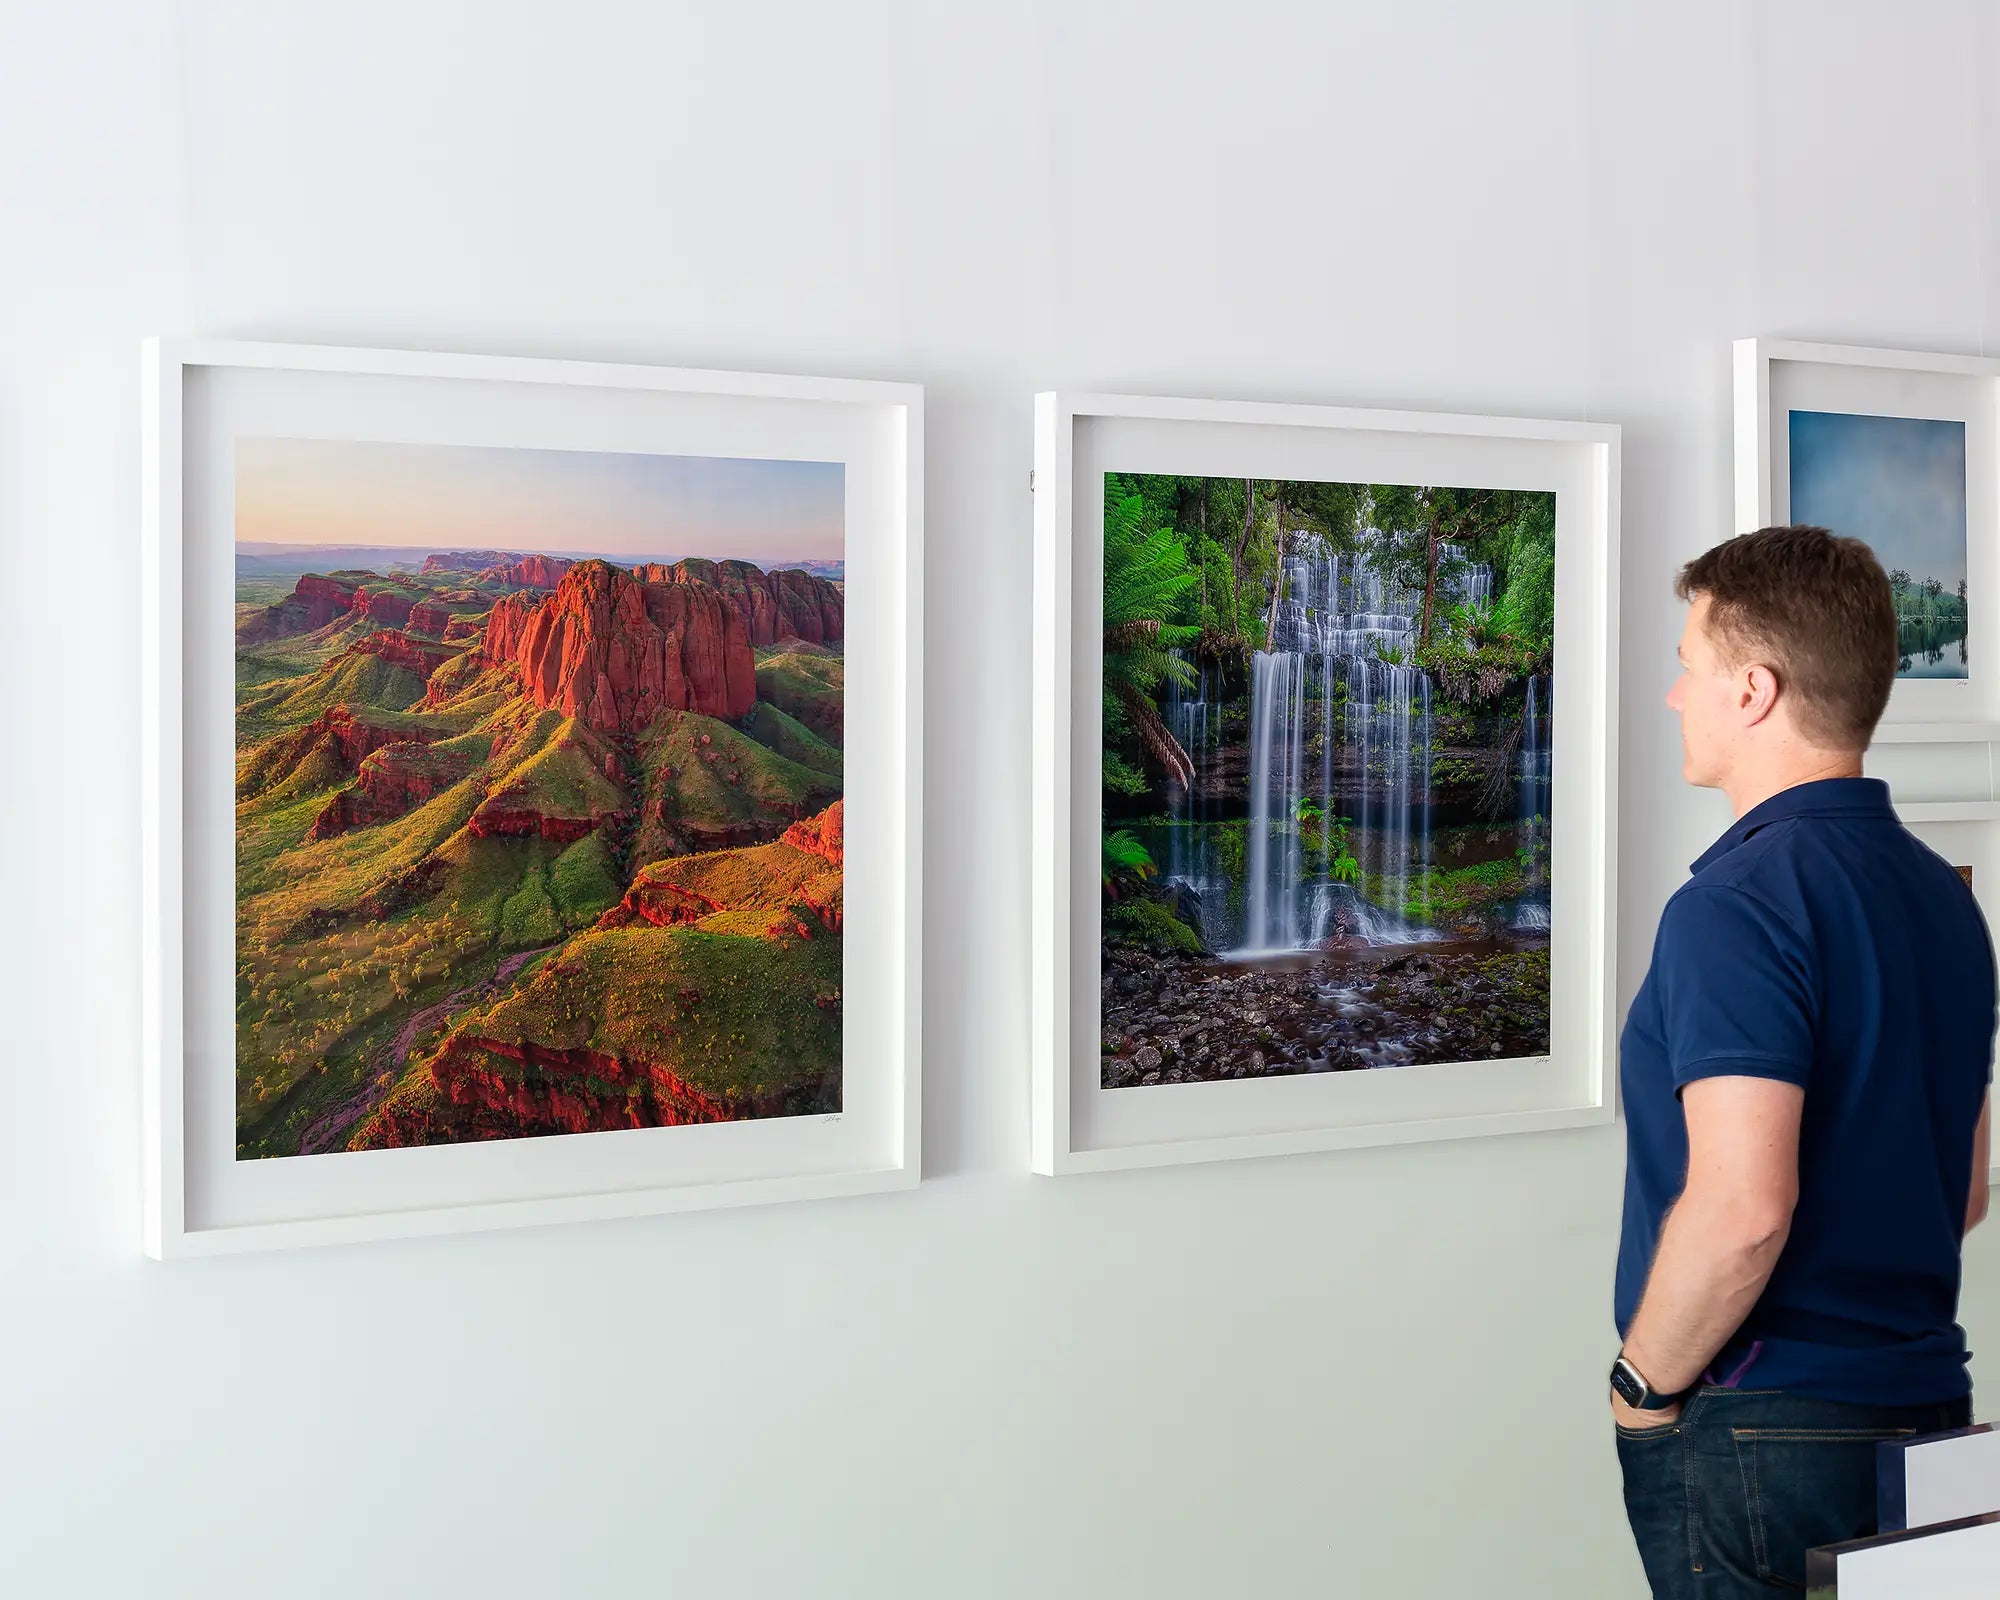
top-left (234, 436), bottom-right (847, 1159)
top-left (1789, 407), bottom-right (1969, 678)
top-left (1099, 472), bottom-right (1555, 1090)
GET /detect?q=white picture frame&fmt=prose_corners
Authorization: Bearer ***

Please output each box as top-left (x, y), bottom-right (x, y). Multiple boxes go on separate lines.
top-left (142, 338), bottom-right (922, 1256)
top-left (1030, 392), bottom-right (1619, 1175)
top-left (1735, 338), bottom-right (1999, 733)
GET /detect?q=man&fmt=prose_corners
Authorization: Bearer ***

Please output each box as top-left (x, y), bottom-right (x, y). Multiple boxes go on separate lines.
top-left (1614, 524), bottom-right (1995, 1597)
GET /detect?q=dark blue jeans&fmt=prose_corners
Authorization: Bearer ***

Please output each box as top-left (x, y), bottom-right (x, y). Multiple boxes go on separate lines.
top-left (1617, 1385), bottom-right (1971, 1595)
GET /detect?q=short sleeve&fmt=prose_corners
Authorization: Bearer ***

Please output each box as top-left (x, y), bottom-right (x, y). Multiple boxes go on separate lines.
top-left (1652, 885), bottom-right (1816, 1092)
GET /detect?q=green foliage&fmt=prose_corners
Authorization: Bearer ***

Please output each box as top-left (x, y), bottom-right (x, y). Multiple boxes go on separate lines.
top-left (1213, 818), bottom-right (1247, 880)
top-left (1102, 827), bottom-right (1158, 890)
top-left (437, 925), bottom-right (843, 1110)
top-left (549, 832), bottom-right (623, 924)
top-left (499, 866), bottom-right (565, 949)
top-left (1105, 896), bottom-right (1204, 955)
top-left (1102, 748), bottom-right (1151, 796)
top-left (740, 701), bottom-right (843, 781)
top-left (1372, 855), bottom-right (1527, 927)
top-left (755, 648), bottom-right (845, 745)
top-left (1885, 566), bottom-right (1969, 626)
top-left (634, 707), bottom-right (838, 865)
top-left (237, 651), bottom-right (426, 740)
top-left (1489, 492), bottom-right (1556, 653)
top-left (1101, 492), bottom-right (1200, 700)
top-left (484, 718), bottom-right (627, 820)
top-left (1417, 604), bottom-right (1542, 703)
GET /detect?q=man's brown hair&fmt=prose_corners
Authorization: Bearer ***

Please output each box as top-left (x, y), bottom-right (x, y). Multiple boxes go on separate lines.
top-left (1674, 524), bottom-right (1899, 750)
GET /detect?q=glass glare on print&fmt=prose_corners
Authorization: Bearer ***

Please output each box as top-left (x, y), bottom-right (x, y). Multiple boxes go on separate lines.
top-left (1097, 472), bottom-right (1554, 1091)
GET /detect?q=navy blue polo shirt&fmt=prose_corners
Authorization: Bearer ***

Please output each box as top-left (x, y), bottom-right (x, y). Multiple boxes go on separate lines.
top-left (1616, 778), bottom-right (1995, 1405)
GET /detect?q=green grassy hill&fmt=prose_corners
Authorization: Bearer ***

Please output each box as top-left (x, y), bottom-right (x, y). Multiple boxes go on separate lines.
top-left (740, 700), bottom-right (842, 780)
top-left (633, 707), bottom-right (838, 861)
top-left (754, 647), bottom-right (844, 744)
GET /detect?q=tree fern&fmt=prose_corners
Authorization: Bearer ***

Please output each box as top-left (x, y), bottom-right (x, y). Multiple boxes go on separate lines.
top-left (1102, 827), bottom-right (1158, 892)
top-left (1103, 493), bottom-right (1199, 786)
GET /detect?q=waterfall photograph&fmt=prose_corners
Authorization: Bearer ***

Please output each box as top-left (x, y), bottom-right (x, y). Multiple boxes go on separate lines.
top-left (1100, 471), bottom-right (1555, 1089)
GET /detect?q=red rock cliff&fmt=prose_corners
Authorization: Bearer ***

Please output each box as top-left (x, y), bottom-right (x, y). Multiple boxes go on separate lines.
top-left (477, 553), bottom-right (574, 590)
top-left (294, 573), bottom-right (361, 626)
top-left (781, 799), bottom-right (844, 866)
top-left (351, 585), bottom-right (414, 626)
top-left (351, 630), bottom-right (458, 681)
top-left (633, 558), bottom-right (844, 648)
top-left (484, 560), bottom-right (756, 734)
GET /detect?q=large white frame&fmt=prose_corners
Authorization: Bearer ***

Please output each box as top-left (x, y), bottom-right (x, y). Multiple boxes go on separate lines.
top-left (142, 339), bottom-right (922, 1256)
top-left (1031, 392), bottom-right (1619, 1175)
top-left (1735, 338), bottom-right (2000, 733)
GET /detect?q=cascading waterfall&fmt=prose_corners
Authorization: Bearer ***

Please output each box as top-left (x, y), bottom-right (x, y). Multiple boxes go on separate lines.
top-left (1513, 674), bottom-right (1553, 931)
top-left (1439, 542), bottom-right (1492, 611)
top-left (1233, 530), bottom-right (1490, 955)
top-left (1163, 653), bottom-right (1225, 947)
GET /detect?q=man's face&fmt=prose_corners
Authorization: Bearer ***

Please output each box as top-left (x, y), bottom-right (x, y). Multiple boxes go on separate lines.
top-left (1666, 595), bottom-right (1747, 788)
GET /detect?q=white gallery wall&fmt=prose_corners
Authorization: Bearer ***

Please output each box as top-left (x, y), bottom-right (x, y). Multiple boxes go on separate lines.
top-left (4, 1), bottom-right (2000, 1594)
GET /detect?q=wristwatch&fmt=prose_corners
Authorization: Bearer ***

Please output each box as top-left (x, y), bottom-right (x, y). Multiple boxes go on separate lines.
top-left (1610, 1353), bottom-right (1692, 1412)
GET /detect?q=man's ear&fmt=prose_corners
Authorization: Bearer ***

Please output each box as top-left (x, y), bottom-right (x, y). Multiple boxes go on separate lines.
top-left (1739, 662), bottom-right (1782, 727)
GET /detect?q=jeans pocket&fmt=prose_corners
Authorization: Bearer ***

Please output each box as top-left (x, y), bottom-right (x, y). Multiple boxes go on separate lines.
top-left (1731, 1428), bottom-right (1916, 1588)
top-left (1617, 1426), bottom-right (1693, 1598)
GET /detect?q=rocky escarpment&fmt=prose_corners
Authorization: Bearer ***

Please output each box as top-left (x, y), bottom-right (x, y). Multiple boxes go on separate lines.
top-left (236, 573), bottom-right (361, 641)
top-left (350, 1037), bottom-right (744, 1148)
top-left (238, 571), bottom-right (429, 642)
top-left (476, 553), bottom-right (573, 591)
top-left (350, 630), bottom-right (459, 681)
top-left (421, 549), bottom-right (513, 575)
top-left (602, 800), bottom-right (843, 938)
top-left (466, 801), bottom-right (626, 845)
top-left (781, 798), bottom-right (843, 866)
top-left (482, 560), bottom-right (756, 735)
top-left (634, 558), bottom-right (844, 648)
top-left (308, 741), bottom-right (466, 839)
top-left (239, 703), bottom-right (433, 798)
top-left (350, 585), bottom-right (414, 627)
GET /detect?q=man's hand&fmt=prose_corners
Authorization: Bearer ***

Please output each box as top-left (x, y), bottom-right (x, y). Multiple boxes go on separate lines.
top-left (1611, 1391), bottom-right (1682, 1431)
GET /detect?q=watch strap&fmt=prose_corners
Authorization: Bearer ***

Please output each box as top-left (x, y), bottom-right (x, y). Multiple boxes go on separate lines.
top-left (1611, 1354), bottom-right (1691, 1410)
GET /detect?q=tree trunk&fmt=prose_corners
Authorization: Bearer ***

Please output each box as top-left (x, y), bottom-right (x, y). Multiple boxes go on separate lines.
top-left (1229, 479), bottom-right (1255, 634)
top-left (1199, 479), bottom-right (1210, 621)
top-left (1263, 524), bottom-right (1289, 652)
top-left (1117, 682), bottom-right (1193, 790)
top-left (1419, 507), bottom-right (1442, 651)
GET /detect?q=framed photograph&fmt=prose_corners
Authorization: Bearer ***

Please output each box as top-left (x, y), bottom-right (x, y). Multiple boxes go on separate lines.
top-left (142, 339), bottom-right (921, 1255)
top-left (1735, 339), bottom-right (2000, 734)
top-left (1031, 393), bottom-right (1619, 1174)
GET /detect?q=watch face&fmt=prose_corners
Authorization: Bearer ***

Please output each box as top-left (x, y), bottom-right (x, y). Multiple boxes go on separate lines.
top-left (1610, 1361), bottom-right (1645, 1406)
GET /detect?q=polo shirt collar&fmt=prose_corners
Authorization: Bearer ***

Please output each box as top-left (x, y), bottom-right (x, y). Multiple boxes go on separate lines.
top-left (1691, 776), bottom-right (1894, 874)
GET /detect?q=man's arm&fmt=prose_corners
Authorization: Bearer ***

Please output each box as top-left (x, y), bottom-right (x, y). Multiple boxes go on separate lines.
top-left (1968, 1091), bottom-right (1991, 1236)
top-left (1613, 1074), bottom-right (1804, 1424)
